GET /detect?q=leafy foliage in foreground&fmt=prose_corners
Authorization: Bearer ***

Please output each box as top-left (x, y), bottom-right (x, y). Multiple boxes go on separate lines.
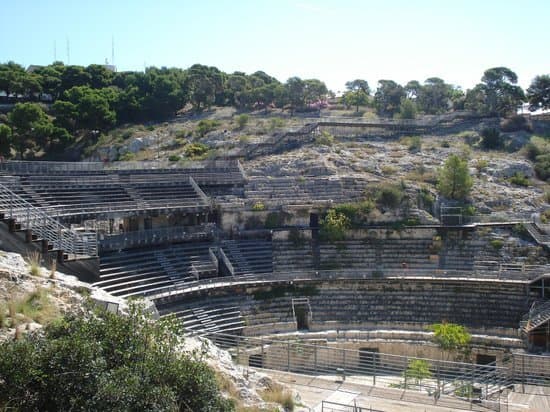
top-left (0, 303), bottom-right (234, 411)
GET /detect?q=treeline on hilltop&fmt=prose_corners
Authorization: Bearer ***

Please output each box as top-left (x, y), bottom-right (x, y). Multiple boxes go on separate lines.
top-left (0, 61), bottom-right (548, 159)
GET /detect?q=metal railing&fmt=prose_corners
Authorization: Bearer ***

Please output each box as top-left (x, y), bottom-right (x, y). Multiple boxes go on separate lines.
top-left (0, 159), bottom-right (243, 174)
top-left (0, 183), bottom-right (98, 257)
top-left (321, 400), bottom-right (385, 412)
top-left (148, 265), bottom-right (550, 301)
top-left (192, 332), bottom-right (520, 411)
top-left (218, 247), bottom-right (235, 276)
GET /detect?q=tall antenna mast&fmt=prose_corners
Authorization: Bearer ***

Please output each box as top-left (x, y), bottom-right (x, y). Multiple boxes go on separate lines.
top-left (111, 35), bottom-right (115, 67)
top-left (54, 40), bottom-right (57, 62)
top-left (66, 37), bottom-right (70, 64)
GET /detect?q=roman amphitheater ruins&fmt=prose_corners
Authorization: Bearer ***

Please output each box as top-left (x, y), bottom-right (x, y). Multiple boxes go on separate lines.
top-left (1, 113), bottom-right (549, 411)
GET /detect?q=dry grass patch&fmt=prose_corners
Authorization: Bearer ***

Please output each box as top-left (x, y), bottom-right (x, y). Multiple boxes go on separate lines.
top-left (4, 287), bottom-right (59, 327)
top-left (26, 251), bottom-right (42, 277)
top-left (260, 383), bottom-right (295, 411)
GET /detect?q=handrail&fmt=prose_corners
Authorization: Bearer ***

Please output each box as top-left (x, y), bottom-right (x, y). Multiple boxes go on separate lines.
top-left (218, 247), bottom-right (235, 276)
top-left (148, 266), bottom-right (549, 301)
top-left (0, 159), bottom-right (242, 174)
top-left (188, 176), bottom-right (210, 205)
top-left (0, 183), bottom-right (97, 257)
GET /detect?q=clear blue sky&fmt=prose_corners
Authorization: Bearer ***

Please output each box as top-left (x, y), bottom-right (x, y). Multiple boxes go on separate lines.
top-left (1, 0), bottom-right (548, 93)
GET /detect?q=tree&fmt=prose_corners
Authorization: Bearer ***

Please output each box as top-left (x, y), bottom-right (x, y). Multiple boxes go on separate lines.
top-left (60, 86), bottom-right (116, 130)
top-left (0, 303), bottom-right (234, 411)
top-left (526, 74), bottom-right (550, 112)
top-left (0, 123), bottom-right (12, 156)
top-left (398, 97), bottom-right (417, 119)
top-left (374, 80), bottom-right (405, 117)
top-left (465, 67), bottom-right (525, 117)
top-left (431, 322), bottom-right (471, 361)
top-left (404, 80), bottom-right (422, 100)
top-left (0, 62), bottom-right (26, 99)
top-left (8, 102), bottom-right (54, 158)
top-left (85, 64), bottom-right (114, 89)
top-left (403, 359), bottom-right (432, 388)
top-left (417, 77), bottom-right (453, 114)
top-left (437, 154), bottom-right (473, 200)
top-left (285, 77), bottom-right (306, 115)
top-left (342, 80), bottom-right (370, 113)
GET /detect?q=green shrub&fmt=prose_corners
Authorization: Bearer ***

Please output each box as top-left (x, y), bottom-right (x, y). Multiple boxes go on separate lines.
top-left (332, 200), bottom-right (374, 227)
top-left (184, 142), bottom-right (209, 158)
top-left (474, 159), bottom-right (489, 174)
top-left (480, 127), bottom-right (502, 150)
top-left (501, 115), bottom-right (530, 132)
top-left (118, 152), bottom-right (136, 161)
top-left (398, 98), bottom-right (417, 119)
top-left (490, 239), bottom-right (504, 250)
top-left (320, 209), bottom-right (351, 242)
top-left (418, 188), bottom-right (434, 211)
top-left (268, 117), bottom-right (285, 131)
top-left (508, 172), bottom-right (530, 187)
top-left (0, 303), bottom-right (233, 411)
top-left (168, 154), bottom-right (180, 162)
top-left (403, 359), bottom-right (432, 387)
top-left (375, 184), bottom-right (405, 210)
top-left (407, 136), bottom-right (422, 152)
top-left (534, 153), bottom-right (550, 180)
top-left (524, 142), bottom-right (541, 161)
top-left (251, 202), bottom-right (265, 212)
top-left (195, 119), bottom-right (220, 137)
top-left (315, 130), bottom-right (334, 146)
top-left (540, 209), bottom-right (550, 224)
top-left (235, 114), bottom-right (249, 129)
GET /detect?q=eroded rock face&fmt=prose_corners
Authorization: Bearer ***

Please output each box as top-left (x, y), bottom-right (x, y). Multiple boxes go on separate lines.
top-left (490, 160), bottom-right (534, 178)
top-left (0, 252), bottom-right (126, 342)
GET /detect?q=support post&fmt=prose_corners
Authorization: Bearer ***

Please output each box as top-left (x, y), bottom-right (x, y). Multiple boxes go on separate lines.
top-left (287, 339), bottom-right (290, 372)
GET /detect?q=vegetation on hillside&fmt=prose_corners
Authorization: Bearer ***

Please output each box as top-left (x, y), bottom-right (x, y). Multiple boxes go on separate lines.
top-left (0, 61), bottom-right (547, 160)
top-left (0, 302), bottom-right (234, 411)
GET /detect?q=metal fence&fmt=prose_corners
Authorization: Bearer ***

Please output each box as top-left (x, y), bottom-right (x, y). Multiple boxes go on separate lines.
top-left (321, 400), bottom-right (385, 412)
top-left (191, 332), bottom-right (550, 411)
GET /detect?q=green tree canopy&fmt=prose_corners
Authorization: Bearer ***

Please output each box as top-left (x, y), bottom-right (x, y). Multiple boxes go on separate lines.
top-left (0, 123), bottom-right (12, 157)
top-left (374, 80), bottom-right (405, 117)
top-left (431, 322), bottom-right (471, 360)
top-left (437, 154), bottom-right (473, 200)
top-left (416, 77), bottom-right (453, 114)
top-left (526, 74), bottom-right (550, 112)
top-left (466, 67), bottom-right (524, 117)
top-left (8, 102), bottom-right (54, 158)
top-left (0, 303), bottom-right (234, 411)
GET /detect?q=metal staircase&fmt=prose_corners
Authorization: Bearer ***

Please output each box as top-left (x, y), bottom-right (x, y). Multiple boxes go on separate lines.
top-left (0, 183), bottom-right (97, 259)
top-left (521, 300), bottom-right (550, 333)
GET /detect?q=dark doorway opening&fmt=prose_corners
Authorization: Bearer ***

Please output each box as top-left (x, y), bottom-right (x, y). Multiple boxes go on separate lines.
top-left (249, 354), bottom-right (263, 368)
top-left (310, 213), bottom-right (319, 228)
top-left (476, 354), bottom-right (496, 365)
top-left (359, 348), bottom-right (380, 373)
top-left (295, 306), bottom-right (310, 330)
